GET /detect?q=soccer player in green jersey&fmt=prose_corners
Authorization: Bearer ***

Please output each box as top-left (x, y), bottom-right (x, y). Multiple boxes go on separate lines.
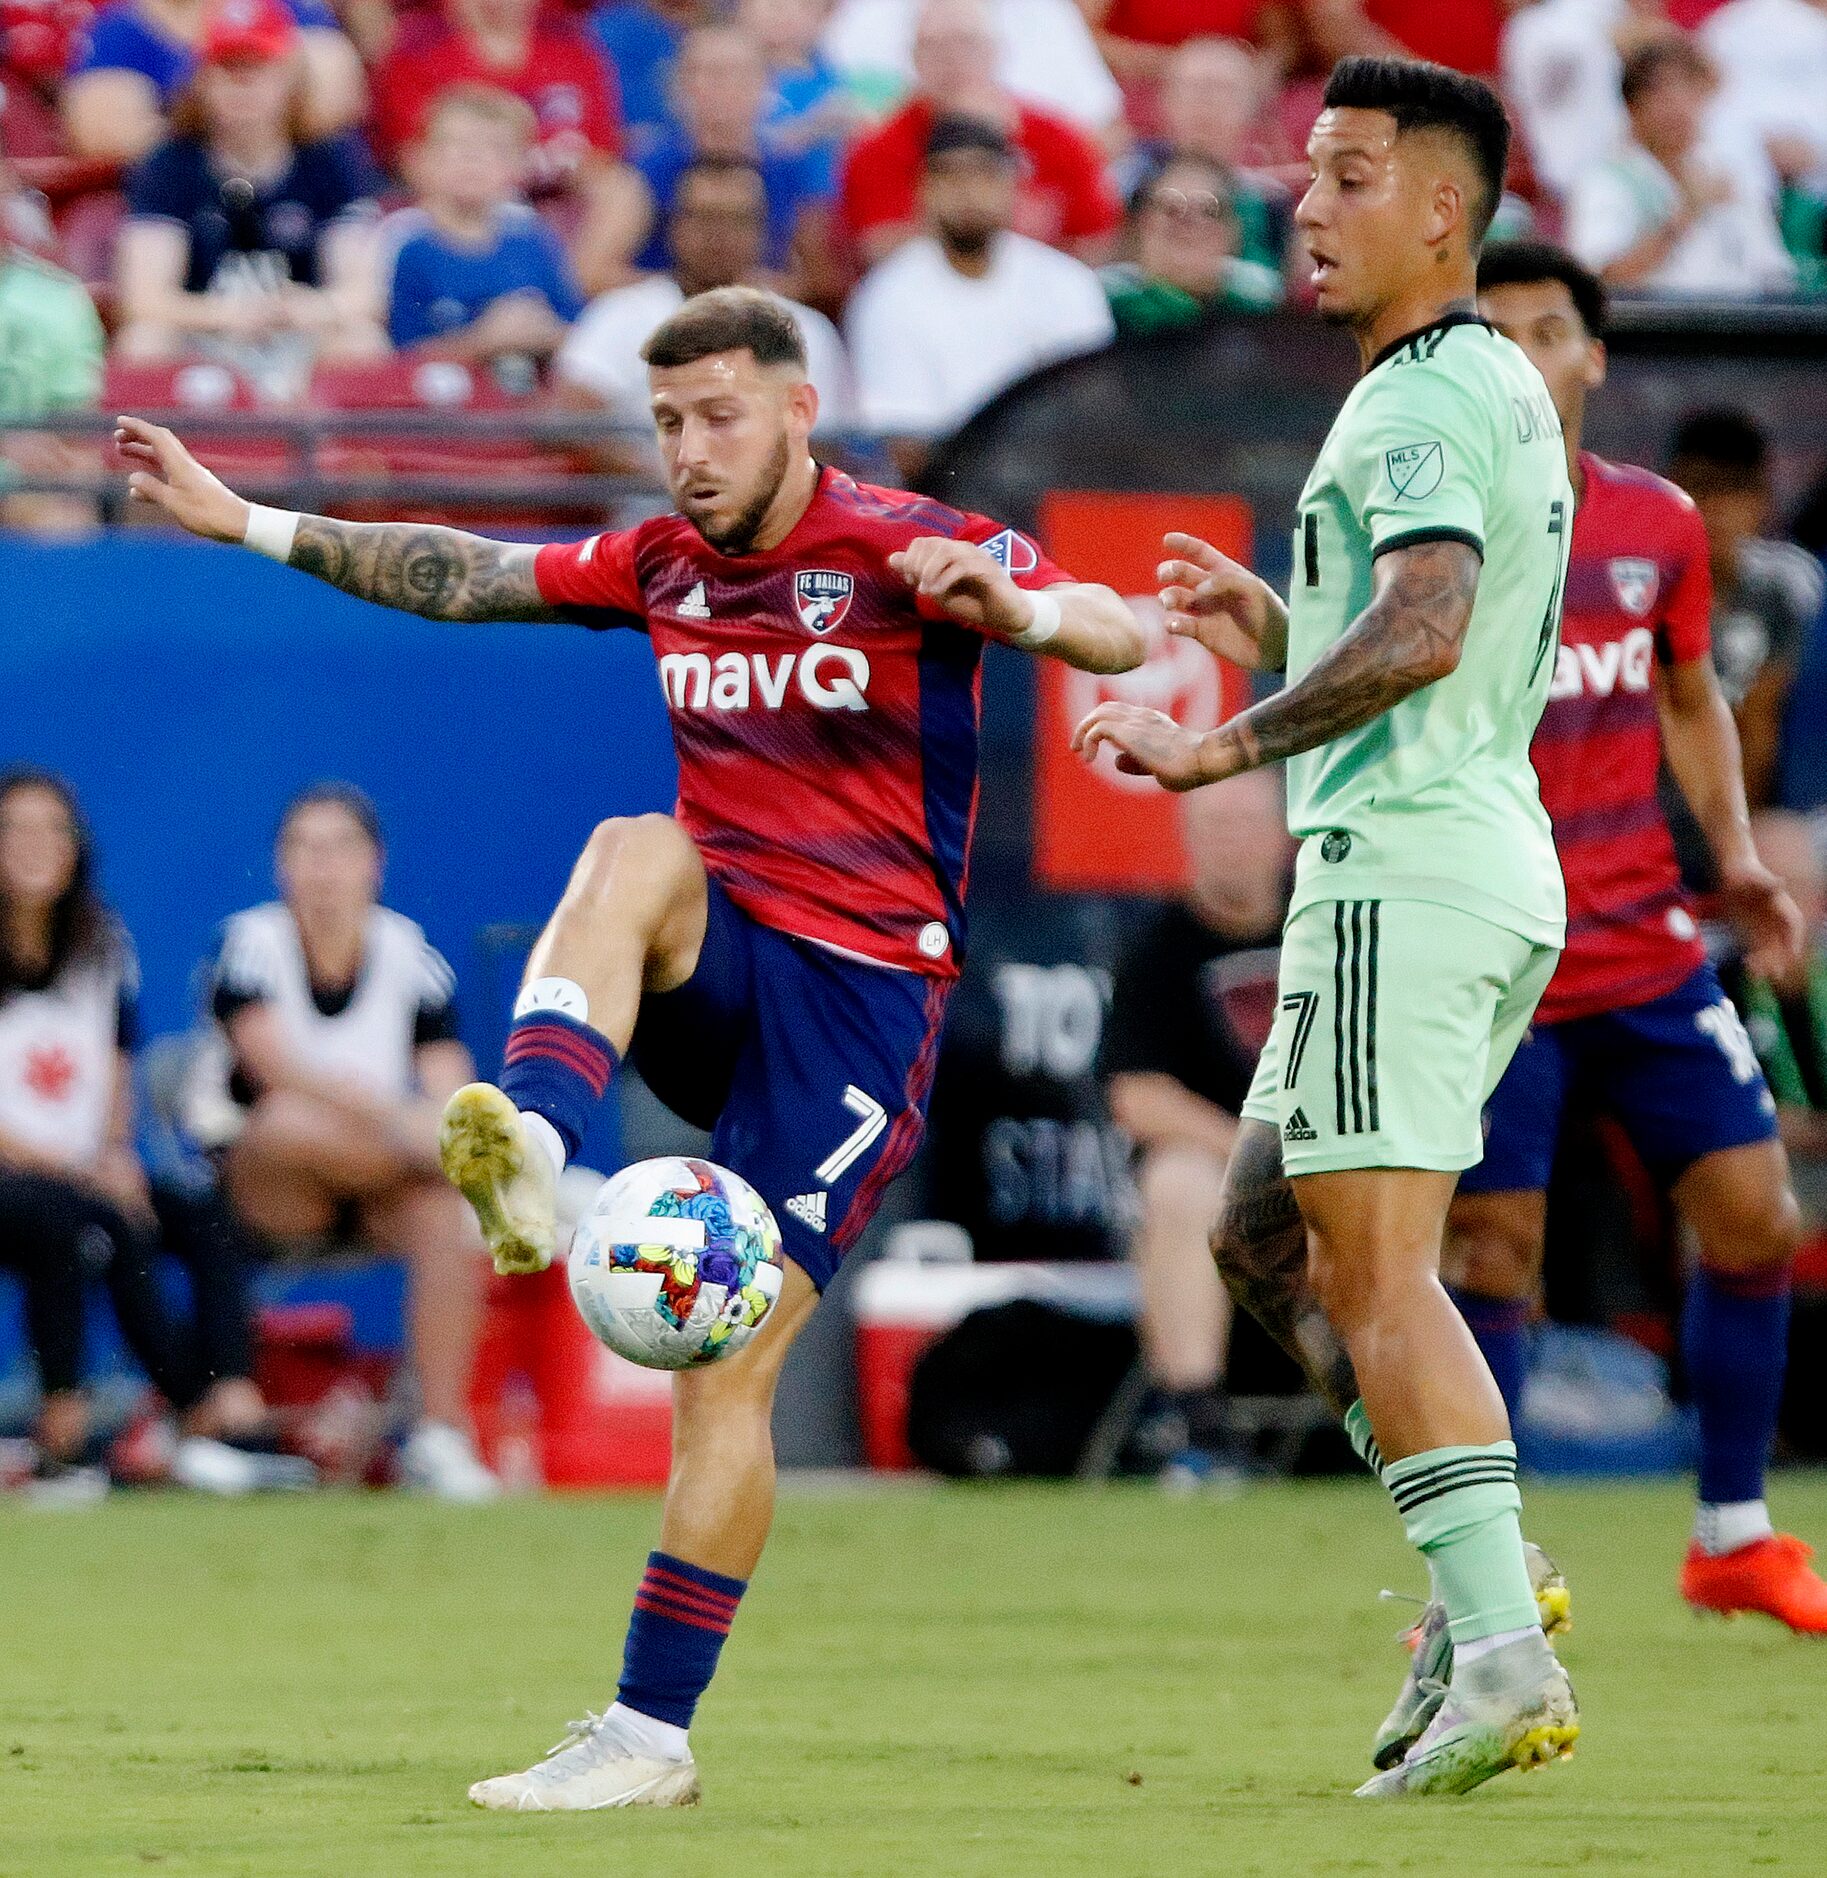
top-left (1075, 58), bottom-right (1579, 1797)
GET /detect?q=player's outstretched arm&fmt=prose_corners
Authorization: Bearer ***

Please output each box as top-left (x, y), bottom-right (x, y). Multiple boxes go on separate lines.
top-left (115, 416), bottom-right (562, 622)
top-left (889, 537), bottom-right (1142, 674)
top-left (1073, 538), bottom-right (1478, 791)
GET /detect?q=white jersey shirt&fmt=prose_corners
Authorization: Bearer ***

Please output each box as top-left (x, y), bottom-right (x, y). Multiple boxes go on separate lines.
top-left (185, 902), bottom-right (458, 1145)
top-left (0, 934), bottom-right (135, 1166)
top-left (846, 230), bottom-right (1114, 439)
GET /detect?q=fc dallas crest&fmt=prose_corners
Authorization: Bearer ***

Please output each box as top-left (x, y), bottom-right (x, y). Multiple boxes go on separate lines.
top-left (793, 569), bottom-right (854, 634)
top-left (1609, 557), bottom-right (1659, 618)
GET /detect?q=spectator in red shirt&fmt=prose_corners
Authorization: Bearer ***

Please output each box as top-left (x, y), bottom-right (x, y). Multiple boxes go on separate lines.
top-left (839, 0), bottom-right (1122, 265)
top-left (1077, 0), bottom-right (1298, 91)
top-left (370, 0), bottom-right (641, 292)
top-left (1305, 0), bottom-right (1505, 77)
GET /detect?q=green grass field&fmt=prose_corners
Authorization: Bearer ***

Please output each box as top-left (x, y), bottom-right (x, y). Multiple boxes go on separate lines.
top-left (5, 1476), bottom-right (1827, 1877)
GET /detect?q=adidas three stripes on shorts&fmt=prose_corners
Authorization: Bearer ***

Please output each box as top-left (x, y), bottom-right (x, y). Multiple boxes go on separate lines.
top-left (1242, 899), bottom-right (1560, 1177)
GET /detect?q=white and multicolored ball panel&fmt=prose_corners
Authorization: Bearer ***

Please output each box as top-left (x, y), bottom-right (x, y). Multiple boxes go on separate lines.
top-left (568, 1156), bottom-right (786, 1371)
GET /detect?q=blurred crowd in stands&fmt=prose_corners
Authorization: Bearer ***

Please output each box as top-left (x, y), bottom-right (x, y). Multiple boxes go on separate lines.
top-left (5, 0), bottom-right (1827, 515)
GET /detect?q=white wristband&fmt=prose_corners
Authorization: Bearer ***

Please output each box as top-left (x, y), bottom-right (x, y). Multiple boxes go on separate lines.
top-left (1011, 588), bottom-right (1062, 649)
top-left (243, 503), bottom-right (300, 564)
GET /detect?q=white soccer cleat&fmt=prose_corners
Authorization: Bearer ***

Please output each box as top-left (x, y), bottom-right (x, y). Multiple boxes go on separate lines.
top-left (468, 1708), bottom-right (702, 1812)
top-left (439, 1082), bottom-right (557, 1275)
top-left (397, 1419), bottom-right (499, 1502)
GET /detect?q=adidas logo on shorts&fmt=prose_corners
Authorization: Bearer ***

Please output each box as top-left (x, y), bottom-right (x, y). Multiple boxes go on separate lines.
top-left (1283, 1107), bottom-right (1317, 1144)
top-left (784, 1191), bottom-right (828, 1233)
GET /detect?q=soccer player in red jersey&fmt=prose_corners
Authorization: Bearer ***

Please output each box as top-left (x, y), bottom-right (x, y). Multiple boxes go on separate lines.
top-left (114, 286), bottom-right (1141, 1808)
top-left (1459, 241), bottom-right (1827, 1631)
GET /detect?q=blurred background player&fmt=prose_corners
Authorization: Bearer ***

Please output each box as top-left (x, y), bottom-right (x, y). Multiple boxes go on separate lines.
top-left (1102, 769), bottom-right (1288, 1482)
top-left (1458, 239), bottom-right (1825, 1633)
top-left (114, 283), bottom-right (1141, 1810)
top-left (184, 783), bottom-right (496, 1501)
top-left (1075, 57), bottom-right (1579, 1797)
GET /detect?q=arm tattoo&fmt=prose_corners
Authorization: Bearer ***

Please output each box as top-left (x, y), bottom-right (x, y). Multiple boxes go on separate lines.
top-left (1210, 1120), bottom-right (1358, 1416)
top-left (288, 518), bottom-right (562, 622)
top-left (1200, 539), bottom-right (1481, 778)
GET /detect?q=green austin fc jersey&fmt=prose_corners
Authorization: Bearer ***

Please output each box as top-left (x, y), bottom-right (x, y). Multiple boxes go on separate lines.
top-left (1284, 311), bottom-right (1572, 947)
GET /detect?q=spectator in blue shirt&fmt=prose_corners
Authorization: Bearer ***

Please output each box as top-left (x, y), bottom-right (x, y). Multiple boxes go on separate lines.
top-left (588, 0), bottom-right (709, 158)
top-left (381, 85), bottom-right (585, 361)
top-left (740, 0), bottom-right (861, 162)
top-left (63, 0), bottom-right (365, 164)
top-left (626, 22), bottom-right (836, 287)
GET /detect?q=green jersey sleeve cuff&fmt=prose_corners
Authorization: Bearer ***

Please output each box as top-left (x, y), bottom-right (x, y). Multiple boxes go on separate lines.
top-left (1370, 525), bottom-right (1486, 562)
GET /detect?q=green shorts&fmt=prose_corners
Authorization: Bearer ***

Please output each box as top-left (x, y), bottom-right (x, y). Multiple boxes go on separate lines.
top-left (1241, 898), bottom-right (1559, 1176)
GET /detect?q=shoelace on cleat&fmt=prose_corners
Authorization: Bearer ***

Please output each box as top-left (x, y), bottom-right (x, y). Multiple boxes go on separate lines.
top-left (532, 1711), bottom-right (628, 1778)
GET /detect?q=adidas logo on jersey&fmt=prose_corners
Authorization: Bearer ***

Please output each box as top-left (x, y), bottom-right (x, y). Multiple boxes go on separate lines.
top-left (678, 580), bottom-right (711, 619)
top-left (784, 1191), bottom-right (828, 1233)
top-left (1283, 1107), bottom-right (1317, 1144)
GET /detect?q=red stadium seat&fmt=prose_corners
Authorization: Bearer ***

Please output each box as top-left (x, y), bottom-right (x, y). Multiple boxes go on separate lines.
top-left (102, 357), bottom-right (297, 487)
top-left (308, 356), bottom-right (582, 524)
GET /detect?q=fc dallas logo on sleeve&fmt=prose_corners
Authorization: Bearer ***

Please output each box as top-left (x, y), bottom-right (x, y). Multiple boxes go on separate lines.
top-left (793, 570), bottom-right (854, 634)
top-left (1609, 558), bottom-right (1660, 618)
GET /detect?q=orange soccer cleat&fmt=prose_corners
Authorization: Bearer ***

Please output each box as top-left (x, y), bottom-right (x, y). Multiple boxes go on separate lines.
top-left (1681, 1534), bottom-right (1827, 1634)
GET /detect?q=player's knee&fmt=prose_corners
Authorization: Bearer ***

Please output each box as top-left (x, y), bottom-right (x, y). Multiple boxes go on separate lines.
top-left (1704, 1182), bottom-right (1803, 1277)
top-left (1447, 1223), bottom-right (1541, 1302)
top-left (1137, 1143), bottom-right (1225, 1237)
top-left (566, 814), bottom-right (701, 919)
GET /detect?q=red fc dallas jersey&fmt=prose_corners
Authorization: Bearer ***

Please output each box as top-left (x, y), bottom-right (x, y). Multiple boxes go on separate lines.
top-left (534, 467), bottom-right (1071, 978)
top-left (1530, 452), bottom-right (1713, 1025)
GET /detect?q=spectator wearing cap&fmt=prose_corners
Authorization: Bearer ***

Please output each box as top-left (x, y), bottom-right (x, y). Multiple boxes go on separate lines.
top-left (62, 0), bottom-right (364, 165)
top-left (1567, 36), bottom-right (1794, 295)
top-left (115, 0), bottom-right (386, 392)
top-left (838, 0), bottom-right (1121, 267)
top-left (606, 24), bottom-right (839, 298)
top-left (1102, 151), bottom-right (1281, 335)
top-left (846, 113), bottom-right (1114, 477)
top-left (1670, 408), bottom-right (1826, 807)
top-left (0, 136), bottom-right (105, 535)
top-left (555, 154), bottom-right (851, 444)
top-left (370, 0), bottom-right (639, 296)
top-left (380, 85), bottom-right (585, 363)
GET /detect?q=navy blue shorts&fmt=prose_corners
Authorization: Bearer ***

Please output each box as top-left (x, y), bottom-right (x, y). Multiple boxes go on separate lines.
top-left (1460, 963), bottom-right (1778, 1195)
top-left (629, 880), bottom-right (950, 1289)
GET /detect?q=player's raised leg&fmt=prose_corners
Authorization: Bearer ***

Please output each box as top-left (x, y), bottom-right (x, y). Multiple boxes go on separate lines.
top-left (439, 815), bottom-right (709, 1274)
top-left (1673, 1139), bottom-right (1827, 1628)
top-left (470, 1262), bottom-right (820, 1810)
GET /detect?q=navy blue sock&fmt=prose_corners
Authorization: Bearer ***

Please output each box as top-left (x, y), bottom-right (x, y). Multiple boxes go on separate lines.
top-left (1682, 1264), bottom-right (1792, 1506)
top-left (618, 1551), bottom-right (747, 1729)
top-left (1449, 1287), bottom-right (1530, 1426)
top-left (498, 1009), bottom-right (618, 1161)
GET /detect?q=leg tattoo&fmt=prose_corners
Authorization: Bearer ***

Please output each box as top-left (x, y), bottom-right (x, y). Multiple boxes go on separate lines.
top-left (1211, 1120), bottom-right (1358, 1416)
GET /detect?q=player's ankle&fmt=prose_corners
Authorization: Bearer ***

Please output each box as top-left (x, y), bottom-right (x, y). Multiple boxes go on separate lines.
top-left (607, 1701), bottom-right (691, 1761)
top-left (1693, 1498), bottom-right (1775, 1556)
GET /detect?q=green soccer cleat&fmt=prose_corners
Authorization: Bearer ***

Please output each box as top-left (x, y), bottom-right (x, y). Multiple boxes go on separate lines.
top-left (1371, 1542), bottom-right (1572, 1770)
top-left (1355, 1635), bottom-right (1578, 1799)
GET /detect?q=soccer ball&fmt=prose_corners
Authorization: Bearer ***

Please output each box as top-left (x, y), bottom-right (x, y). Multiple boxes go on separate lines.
top-left (568, 1156), bottom-right (786, 1370)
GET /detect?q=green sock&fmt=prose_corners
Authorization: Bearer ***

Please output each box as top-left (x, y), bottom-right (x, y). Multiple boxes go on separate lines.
top-left (1343, 1398), bottom-right (1383, 1475)
top-left (1381, 1442), bottom-right (1539, 1645)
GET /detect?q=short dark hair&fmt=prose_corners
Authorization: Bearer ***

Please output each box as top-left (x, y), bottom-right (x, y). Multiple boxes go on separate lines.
top-left (641, 285), bottom-right (808, 371)
top-left (1620, 36), bottom-right (1713, 110)
top-left (1669, 407), bottom-right (1769, 491)
top-left (923, 112), bottom-right (1017, 167)
top-left (1477, 239), bottom-right (1608, 339)
top-left (280, 781), bottom-right (384, 849)
top-left (1322, 55), bottom-right (1511, 243)
top-left (673, 153), bottom-right (767, 213)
